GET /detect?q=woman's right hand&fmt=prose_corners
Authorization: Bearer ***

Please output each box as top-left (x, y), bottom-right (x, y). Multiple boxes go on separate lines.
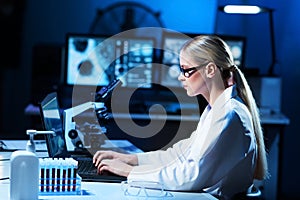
top-left (93, 150), bottom-right (138, 168)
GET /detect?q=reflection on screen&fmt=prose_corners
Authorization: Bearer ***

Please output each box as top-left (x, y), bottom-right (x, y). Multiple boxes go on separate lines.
top-left (41, 93), bottom-right (67, 158)
top-left (65, 34), bottom-right (155, 88)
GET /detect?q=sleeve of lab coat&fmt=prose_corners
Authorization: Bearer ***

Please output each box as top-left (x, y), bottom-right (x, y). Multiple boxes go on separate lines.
top-left (136, 130), bottom-right (197, 166)
top-left (128, 111), bottom-right (255, 192)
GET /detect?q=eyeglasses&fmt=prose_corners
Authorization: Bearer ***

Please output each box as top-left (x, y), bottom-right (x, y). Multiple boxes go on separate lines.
top-left (121, 181), bottom-right (167, 197)
top-left (179, 64), bottom-right (206, 78)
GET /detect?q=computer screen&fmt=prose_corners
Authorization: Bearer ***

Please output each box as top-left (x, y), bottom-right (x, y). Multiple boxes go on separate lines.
top-left (64, 33), bottom-right (155, 88)
top-left (39, 92), bottom-right (68, 158)
top-left (219, 35), bottom-right (246, 68)
top-left (159, 31), bottom-right (246, 88)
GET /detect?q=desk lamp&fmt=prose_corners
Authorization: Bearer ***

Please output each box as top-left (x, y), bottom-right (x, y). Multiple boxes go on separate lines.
top-left (218, 5), bottom-right (276, 76)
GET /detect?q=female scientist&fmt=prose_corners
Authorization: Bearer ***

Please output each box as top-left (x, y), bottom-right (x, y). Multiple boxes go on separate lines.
top-left (93, 35), bottom-right (268, 199)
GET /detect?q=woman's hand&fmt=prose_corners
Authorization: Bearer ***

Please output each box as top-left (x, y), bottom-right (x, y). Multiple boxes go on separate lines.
top-left (93, 150), bottom-right (138, 176)
top-left (93, 150), bottom-right (138, 166)
top-left (97, 158), bottom-right (133, 177)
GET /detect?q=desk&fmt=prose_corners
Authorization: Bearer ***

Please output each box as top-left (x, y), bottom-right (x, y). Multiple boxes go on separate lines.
top-left (0, 151), bottom-right (217, 200)
top-left (0, 182), bottom-right (216, 200)
top-left (260, 112), bottom-right (290, 200)
top-left (25, 104), bottom-right (289, 199)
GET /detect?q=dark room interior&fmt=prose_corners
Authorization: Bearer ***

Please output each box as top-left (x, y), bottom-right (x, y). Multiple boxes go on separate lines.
top-left (0, 0), bottom-right (299, 199)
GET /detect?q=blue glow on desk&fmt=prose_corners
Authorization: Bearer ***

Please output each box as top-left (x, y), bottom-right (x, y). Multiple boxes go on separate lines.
top-left (0, 181), bottom-right (217, 200)
top-left (0, 146), bottom-right (217, 199)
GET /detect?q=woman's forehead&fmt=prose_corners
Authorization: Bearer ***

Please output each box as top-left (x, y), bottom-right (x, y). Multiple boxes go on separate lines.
top-left (179, 52), bottom-right (197, 65)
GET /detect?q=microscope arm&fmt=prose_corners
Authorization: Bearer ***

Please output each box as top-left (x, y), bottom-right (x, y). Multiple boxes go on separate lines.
top-left (63, 102), bottom-right (95, 131)
top-left (63, 102), bottom-right (105, 150)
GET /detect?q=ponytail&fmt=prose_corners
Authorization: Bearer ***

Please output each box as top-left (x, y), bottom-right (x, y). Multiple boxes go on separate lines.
top-left (233, 67), bottom-right (269, 180)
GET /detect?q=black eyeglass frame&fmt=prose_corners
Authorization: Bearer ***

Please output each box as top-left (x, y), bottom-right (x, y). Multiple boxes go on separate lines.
top-left (179, 64), bottom-right (206, 78)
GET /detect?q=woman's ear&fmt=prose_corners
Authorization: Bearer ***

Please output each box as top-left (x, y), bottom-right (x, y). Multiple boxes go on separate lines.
top-left (205, 63), bottom-right (218, 78)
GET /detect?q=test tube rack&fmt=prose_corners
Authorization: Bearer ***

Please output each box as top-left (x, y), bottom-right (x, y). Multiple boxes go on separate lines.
top-left (39, 158), bottom-right (82, 195)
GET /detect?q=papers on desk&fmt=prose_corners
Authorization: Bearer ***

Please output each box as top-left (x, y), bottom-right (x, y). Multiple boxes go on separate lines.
top-left (0, 140), bottom-right (47, 151)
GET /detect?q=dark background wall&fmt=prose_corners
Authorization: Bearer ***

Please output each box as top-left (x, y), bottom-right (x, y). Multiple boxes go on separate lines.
top-left (0, 0), bottom-right (299, 198)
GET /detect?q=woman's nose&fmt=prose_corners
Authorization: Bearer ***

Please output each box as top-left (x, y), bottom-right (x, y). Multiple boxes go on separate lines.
top-left (178, 73), bottom-right (185, 81)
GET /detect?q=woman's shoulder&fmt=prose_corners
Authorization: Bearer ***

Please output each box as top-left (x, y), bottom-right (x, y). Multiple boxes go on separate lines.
top-left (227, 98), bottom-right (253, 124)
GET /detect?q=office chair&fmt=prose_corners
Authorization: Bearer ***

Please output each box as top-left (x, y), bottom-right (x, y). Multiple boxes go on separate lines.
top-left (233, 184), bottom-right (262, 200)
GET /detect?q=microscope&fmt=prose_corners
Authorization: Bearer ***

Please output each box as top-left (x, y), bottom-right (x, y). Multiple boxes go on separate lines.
top-left (63, 79), bottom-right (122, 151)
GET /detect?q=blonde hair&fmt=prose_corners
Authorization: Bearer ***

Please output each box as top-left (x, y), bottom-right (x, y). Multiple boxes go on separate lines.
top-left (181, 35), bottom-right (268, 180)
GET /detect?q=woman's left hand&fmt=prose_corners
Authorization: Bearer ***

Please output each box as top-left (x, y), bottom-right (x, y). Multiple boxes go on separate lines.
top-left (97, 158), bottom-right (133, 177)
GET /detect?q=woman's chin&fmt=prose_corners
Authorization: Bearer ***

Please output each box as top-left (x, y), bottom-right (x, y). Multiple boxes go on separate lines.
top-left (186, 90), bottom-right (195, 97)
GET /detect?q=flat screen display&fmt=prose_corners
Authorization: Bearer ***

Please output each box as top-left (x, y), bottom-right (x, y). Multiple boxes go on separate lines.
top-left (40, 92), bottom-right (68, 158)
top-left (220, 35), bottom-right (246, 67)
top-left (64, 34), bottom-right (155, 88)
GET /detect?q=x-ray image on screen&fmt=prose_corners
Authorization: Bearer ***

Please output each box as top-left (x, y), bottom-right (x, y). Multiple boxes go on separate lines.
top-left (66, 36), bottom-right (111, 86)
top-left (65, 34), bottom-right (155, 88)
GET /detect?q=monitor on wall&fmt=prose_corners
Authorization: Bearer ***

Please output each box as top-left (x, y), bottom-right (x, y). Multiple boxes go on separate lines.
top-left (64, 33), bottom-right (156, 89)
top-left (219, 35), bottom-right (246, 68)
top-left (159, 31), bottom-right (246, 89)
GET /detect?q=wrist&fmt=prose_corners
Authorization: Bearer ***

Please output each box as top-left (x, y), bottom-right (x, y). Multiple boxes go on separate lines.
top-left (127, 154), bottom-right (138, 166)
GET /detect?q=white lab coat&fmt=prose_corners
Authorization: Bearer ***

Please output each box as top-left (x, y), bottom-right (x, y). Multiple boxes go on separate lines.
top-left (127, 85), bottom-right (257, 199)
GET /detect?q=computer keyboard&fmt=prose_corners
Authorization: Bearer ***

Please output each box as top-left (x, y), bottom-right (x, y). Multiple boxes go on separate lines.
top-left (77, 159), bottom-right (98, 175)
top-left (76, 157), bottom-right (126, 183)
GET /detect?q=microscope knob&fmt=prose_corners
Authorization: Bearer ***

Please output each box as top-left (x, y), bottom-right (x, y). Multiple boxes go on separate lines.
top-left (68, 129), bottom-right (78, 139)
top-left (75, 141), bottom-right (84, 148)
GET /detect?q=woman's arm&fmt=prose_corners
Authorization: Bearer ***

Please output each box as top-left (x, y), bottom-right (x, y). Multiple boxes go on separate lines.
top-left (92, 131), bottom-right (196, 177)
top-left (128, 111), bottom-right (256, 193)
top-left (137, 130), bottom-right (197, 166)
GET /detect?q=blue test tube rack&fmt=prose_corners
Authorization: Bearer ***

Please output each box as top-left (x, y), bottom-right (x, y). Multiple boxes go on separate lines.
top-left (39, 158), bottom-right (82, 195)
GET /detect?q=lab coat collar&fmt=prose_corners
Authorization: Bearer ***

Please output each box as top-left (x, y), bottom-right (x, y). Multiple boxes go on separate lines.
top-left (208, 85), bottom-right (237, 111)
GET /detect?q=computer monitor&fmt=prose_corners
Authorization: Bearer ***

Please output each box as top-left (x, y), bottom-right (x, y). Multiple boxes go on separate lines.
top-left (159, 31), bottom-right (246, 88)
top-left (219, 35), bottom-right (246, 68)
top-left (64, 33), bottom-right (156, 89)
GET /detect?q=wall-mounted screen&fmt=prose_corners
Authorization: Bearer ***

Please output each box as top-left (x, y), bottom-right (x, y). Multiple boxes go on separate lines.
top-left (220, 35), bottom-right (246, 68)
top-left (64, 33), bottom-right (155, 88)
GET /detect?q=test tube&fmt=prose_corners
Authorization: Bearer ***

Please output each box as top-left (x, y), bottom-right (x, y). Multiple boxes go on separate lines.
top-left (45, 159), bottom-right (50, 192)
top-left (57, 158), bottom-right (63, 192)
top-left (40, 159), bottom-right (45, 192)
top-left (51, 158), bottom-right (57, 192)
top-left (62, 159), bottom-right (67, 192)
top-left (67, 158), bottom-right (72, 192)
top-left (72, 159), bottom-right (78, 191)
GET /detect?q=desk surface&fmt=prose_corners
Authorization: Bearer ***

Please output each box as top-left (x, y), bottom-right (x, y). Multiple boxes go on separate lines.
top-left (0, 151), bottom-right (217, 200)
top-left (0, 181), bottom-right (217, 200)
